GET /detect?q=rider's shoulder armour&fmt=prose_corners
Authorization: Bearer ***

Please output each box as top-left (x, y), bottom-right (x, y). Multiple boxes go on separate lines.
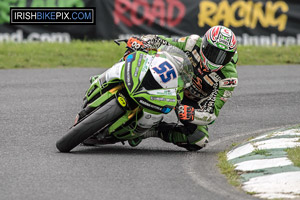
top-left (219, 61), bottom-right (238, 89)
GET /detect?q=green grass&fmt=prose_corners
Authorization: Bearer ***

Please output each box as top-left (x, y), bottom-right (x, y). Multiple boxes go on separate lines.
top-left (286, 147), bottom-right (300, 167)
top-left (253, 149), bottom-right (271, 156)
top-left (217, 151), bottom-right (241, 187)
top-left (0, 41), bottom-right (125, 69)
top-left (238, 45), bottom-right (300, 66)
top-left (0, 41), bottom-right (300, 69)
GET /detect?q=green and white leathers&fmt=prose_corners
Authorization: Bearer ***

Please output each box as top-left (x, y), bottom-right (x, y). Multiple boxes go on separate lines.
top-left (140, 26), bottom-right (238, 150)
top-left (56, 46), bottom-right (194, 152)
top-left (142, 32), bottom-right (238, 125)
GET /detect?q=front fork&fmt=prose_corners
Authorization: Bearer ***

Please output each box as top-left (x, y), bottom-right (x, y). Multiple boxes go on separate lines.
top-left (74, 83), bottom-right (126, 126)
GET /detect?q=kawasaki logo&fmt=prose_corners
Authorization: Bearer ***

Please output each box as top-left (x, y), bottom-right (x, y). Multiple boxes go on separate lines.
top-left (0, 0), bottom-right (84, 24)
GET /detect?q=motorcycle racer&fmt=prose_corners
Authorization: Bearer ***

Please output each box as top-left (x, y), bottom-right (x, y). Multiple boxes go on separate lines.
top-left (89, 25), bottom-right (238, 151)
top-left (125, 25), bottom-right (238, 151)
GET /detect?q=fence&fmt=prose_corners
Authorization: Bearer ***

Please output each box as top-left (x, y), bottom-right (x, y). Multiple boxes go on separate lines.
top-left (0, 0), bottom-right (299, 45)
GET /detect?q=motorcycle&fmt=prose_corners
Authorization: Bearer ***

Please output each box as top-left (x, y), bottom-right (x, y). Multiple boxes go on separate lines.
top-left (56, 42), bottom-right (194, 152)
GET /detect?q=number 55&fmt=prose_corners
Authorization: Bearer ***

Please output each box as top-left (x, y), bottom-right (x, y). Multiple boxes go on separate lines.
top-left (152, 61), bottom-right (177, 83)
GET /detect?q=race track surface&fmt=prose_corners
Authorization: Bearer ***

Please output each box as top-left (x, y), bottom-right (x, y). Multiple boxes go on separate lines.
top-left (1, 65), bottom-right (299, 200)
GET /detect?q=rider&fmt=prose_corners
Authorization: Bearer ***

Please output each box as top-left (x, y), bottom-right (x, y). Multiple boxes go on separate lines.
top-left (125, 25), bottom-right (238, 151)
top-left (90, 25), bottom-right (238, 151)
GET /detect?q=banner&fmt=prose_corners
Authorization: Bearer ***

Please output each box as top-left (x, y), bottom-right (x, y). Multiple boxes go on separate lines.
top-left (0, 0), bottom-right (299, 45)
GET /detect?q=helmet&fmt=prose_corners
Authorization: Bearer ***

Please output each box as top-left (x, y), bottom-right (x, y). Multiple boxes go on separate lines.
top-left (200, 25), bottom-right (237, 72)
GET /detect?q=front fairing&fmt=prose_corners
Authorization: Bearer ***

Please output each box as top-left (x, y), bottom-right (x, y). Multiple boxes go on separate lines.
top-left (122, 51), bottom-right (183, 114)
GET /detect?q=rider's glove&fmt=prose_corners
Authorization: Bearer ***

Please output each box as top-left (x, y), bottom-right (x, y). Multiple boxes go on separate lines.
top-left (141, 35), bottom-right (169, 49)
top-left (126, 37), bottom-right (148, 51)
top-left (122, 37), bottom-right (150, 61)
top-left (177, 105), bottom-right (195, 122)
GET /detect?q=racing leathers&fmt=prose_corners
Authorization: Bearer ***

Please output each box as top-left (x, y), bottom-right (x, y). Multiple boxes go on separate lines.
top-left (129, 34), bottom-right (239, 151)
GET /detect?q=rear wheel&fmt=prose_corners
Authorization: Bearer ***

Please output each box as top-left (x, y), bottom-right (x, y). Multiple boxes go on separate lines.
top-left (56, 98), bottom-right (124, 152)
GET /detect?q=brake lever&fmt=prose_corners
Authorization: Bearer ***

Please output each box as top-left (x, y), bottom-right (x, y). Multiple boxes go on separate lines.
top-left (114, 38), bottom-right (148, 54)
top-left (114, 39), bottom-right (128, 46)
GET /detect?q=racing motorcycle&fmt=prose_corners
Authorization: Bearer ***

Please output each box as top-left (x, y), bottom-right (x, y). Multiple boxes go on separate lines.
top-left (56, 42), bottom-right (193, 152)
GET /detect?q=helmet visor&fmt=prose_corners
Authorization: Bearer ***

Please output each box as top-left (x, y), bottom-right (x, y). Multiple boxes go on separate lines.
top-left (202, 38), bottom-right (235, 66)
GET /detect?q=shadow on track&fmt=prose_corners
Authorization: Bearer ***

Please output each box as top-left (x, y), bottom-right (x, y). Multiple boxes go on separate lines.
top-left (57, 145), bottom-right (207, 156)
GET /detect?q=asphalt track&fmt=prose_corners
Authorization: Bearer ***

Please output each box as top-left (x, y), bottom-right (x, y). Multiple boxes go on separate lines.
top-left (1, 65), bottom-right (300, 200)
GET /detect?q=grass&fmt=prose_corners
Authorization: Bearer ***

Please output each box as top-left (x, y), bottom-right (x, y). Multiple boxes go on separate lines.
top-left (238, 45), bottom-right (300, 66)
top-left (0, 41), bottom-right (300, 69)
top-left (0, 41), bottom-right (125, 69)
top-left (217, 151), bottom-right (241, 187)
top-left (253, 149), bottom-right (271, 156)
top-left (217, 127), bottom-right (300, 199)
top-left (286, 147), bottom-right (300, 167)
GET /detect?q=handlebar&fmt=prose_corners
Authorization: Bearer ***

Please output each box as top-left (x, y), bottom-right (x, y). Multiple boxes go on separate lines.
top-left (114, 38), bottom-right (149, 54)
top-left (114, 39), bottom-right (128, 46)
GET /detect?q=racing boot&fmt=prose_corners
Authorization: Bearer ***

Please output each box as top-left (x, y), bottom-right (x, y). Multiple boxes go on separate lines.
top-left (159, 125), bottom-right (209, 151)
top-left (128, 137), bottom-right (143, 147)
top-left (128, 125), bottom-right (209, 151)
top-left (128, 128), bottom-right (159, 147)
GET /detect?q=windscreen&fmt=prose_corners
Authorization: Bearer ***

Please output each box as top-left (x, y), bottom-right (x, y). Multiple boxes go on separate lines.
top-left (157, 46), bottom-right (194, 88)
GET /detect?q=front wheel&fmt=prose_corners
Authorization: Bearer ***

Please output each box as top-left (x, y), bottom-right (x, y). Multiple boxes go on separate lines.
top-left (56, 98), bottom-right (124, 152)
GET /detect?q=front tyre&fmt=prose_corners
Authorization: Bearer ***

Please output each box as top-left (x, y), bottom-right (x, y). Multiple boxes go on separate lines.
top-left (56, 98), bottom-right (124, 152)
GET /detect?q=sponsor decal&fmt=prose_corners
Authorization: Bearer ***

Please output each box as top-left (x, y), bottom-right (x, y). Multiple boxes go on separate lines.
top-left (139, 99), bottom-right (162, 111)
top-left (148, 89), bottom-right (177, 96)
top-left (134, 54), bottom-right (143, 77)
top-left (150, 96), bottom-right (176, 102)
top-left (203, 75), bottom-right (214, 86)
top-left (209, 72), bottom-right (222, 82)
top-left (198, 0), bottom-right (288, 32)
top-left (10, 7), bottom-right (95, 25)
top-left (125, 54), bottom-right (135, 91)
top-left (0, 0), bottom-right (85, 25)
top-left (141, 55), bottom-right (152, 72)
top-left (219, 78), bottom-right (238, 88)
top-left (161, 107), bottom-right (171, 113)
top-left (126, 63), bottom-right (131, 86)
top-left (192, 76), bottom-right (203, 90)
top-left (134, 67), bottom-right (139, 77)
top-left (192, 49), bottom-right (200, 62)
top-left (138, 97), bottom-right (172, 114)
top-left (237, 33), bottom-right (300, 46)
top-left (1, 0), bottom-right (299, 47)
top-left (118, 96), bottom-right (127, 107)
top-left (137, 54), bottom-right (143, 67)
top-left (114, 0), bottom-right (186, 27)
top-left (0, 29), bottom-right (71, 42)
top-left (126, 54), bottom-right (134, 62)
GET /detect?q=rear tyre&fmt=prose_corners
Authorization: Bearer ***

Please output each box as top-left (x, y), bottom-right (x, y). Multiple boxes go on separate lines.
top-left (56, 98), bottom-right (124, 152)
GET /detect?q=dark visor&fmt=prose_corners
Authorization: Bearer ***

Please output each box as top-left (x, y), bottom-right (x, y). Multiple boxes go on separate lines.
top-left (202, 38), bottom-right (235, 65)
